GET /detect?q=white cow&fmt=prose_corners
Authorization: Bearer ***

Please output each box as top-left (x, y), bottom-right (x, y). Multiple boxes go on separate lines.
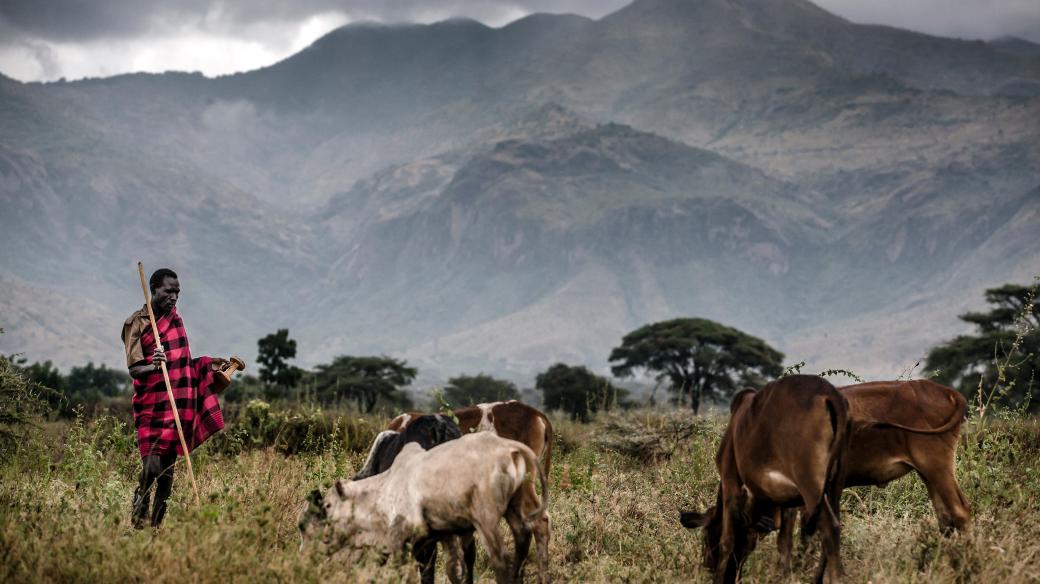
top-left (299, 432), bottom-right (550, 584)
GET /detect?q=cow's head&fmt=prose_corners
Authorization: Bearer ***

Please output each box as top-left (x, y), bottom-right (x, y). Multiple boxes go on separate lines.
top-left (298, 479), bottom-right (395, 561)
top-left (679, 487), bottom-right (761, 578)
top-left (680, 504), bottom-right (723, 570)
top-left (298, 488), bottom-right (332, 549)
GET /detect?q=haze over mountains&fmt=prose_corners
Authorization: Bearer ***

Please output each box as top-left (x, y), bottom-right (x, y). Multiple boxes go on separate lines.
top-left (1, 0), bottom-right (1038, 386)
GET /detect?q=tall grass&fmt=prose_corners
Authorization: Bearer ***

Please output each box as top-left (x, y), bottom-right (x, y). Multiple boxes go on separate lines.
top-left (2, 408), bottom-right (1038, 582)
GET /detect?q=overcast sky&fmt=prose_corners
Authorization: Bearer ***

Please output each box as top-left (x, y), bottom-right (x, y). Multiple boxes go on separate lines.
top-left (2, 0), bottom-right (1039, 82)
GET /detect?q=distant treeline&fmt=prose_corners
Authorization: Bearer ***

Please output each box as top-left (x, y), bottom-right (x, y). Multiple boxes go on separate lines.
top-left (7, 281), bottom-right (1038, 422)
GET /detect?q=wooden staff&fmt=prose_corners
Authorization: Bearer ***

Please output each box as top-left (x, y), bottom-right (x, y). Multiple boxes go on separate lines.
top-left (137, 262), bottom-right (202, 509)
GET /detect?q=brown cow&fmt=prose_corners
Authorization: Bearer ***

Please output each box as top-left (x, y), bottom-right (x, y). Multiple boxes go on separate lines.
top-left (773, 379), bottom-right (970, 572)
top-left (390, 401), bottom-right (553, 475)
top-left (388, 401), bottom-right (553, 582)
top-left (680, 375), bottom-right (851, 584)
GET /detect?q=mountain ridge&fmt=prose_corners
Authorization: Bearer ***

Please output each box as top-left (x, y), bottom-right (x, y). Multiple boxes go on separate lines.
top-left (1, 0), bottom-right (1038, 384)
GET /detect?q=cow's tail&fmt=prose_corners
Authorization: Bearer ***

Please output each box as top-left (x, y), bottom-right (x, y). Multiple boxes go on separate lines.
top-left (864, 390), bottom-right (968, 434)
top-left (519, 444), bottom-right (549, 525)
top-left (803, 392), bottom-right (850, 538)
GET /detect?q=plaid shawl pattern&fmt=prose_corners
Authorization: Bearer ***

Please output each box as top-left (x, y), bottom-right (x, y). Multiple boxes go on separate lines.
top-left (133, 308), bottom-right (224, 457)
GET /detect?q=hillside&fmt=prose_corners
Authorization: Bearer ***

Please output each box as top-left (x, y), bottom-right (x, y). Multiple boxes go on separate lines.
top-left (0, 0), bottom-right (1038, 382)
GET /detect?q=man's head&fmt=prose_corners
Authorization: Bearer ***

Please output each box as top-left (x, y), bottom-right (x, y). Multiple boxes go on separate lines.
top-left (149, 268), bottom-right (179, 314)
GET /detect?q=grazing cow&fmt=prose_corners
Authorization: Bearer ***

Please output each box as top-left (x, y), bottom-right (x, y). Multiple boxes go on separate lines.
top-left (391, 400), bottom-right (554, 575)
top-left (680, 375), bottom-right (850, 584)
top-left (299, 432), bottom-right (550, 584)
top-left (353, 414), bottom-right (465, 583)
top-left (354, 414), bottom-right (462, 480)
top-left (389, 401), bottom-right (553, 476)
top-left (771, 379), bottom-right (970, 572)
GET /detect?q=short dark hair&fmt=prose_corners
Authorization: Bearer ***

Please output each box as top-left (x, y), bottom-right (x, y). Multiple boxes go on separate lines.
top-left (149, 268), bottom-right (178, 293)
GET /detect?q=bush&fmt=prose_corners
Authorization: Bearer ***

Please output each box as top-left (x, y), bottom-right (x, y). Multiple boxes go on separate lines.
top-left (209, 400), bottom-right (379, 456)
top-left (0, 353), bottom-right (53, 461)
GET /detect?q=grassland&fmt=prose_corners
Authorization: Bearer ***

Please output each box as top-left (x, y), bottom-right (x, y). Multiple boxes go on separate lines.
top-left (1, 409), bottom-right (1038, 583)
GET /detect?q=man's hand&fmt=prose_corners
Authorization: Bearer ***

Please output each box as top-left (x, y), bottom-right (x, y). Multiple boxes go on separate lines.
top-left (209, 357), bottom-right (229, 371)
top-left (152, 347), bottom-right (166, 370)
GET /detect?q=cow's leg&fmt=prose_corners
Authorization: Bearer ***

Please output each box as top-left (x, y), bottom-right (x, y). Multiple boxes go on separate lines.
top-left (412, 538), bottom-right (438, 584)
top-left (912, 436), bottom-right (971, 534)
top-left (473, 518), bottom-right (511, 584)
top-left (441, 535), bottom-right (469, 584)
top-left (462, 532), bottom-right (477, 584)
top-left (812, 492), bottom-right (844, 584)
top-left (505, 505), bottom-right (532, 583)
top-left (917, 466), bottom-right (972, 534)
top-left (532, 511), bottom-right (550, 584)
top-left (518, 480), bottom-right (551, 584)
top-left (776, 508), bottom-right (796, 574)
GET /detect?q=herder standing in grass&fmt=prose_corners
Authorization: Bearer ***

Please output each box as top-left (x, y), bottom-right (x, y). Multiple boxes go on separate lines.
top-left (122, 268), bottom-right (227, 529)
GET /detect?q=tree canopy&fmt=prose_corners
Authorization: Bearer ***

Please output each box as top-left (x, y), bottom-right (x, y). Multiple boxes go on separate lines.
top-left (444, 374), bottom-right (519, 407)
top-left (19, 360), bottom-right (127, 417)
top-left (537, 363), bottom-right (624, 422)
top-left (926, 283), bottom-right (1039, 413)
top-left (609, 317), bottom-right (783, 414)
top-left (257, 329), bottom-right (303, 395)
top-left (313, 355), bottom-right (416, 413)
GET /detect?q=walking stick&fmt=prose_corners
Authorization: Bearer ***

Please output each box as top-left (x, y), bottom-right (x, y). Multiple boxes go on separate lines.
top-left (137, 262), bottom-right (202, 509)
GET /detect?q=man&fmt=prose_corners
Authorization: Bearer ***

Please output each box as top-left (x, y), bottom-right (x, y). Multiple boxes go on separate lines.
top-left (121, 268), bottom-right (226, 529)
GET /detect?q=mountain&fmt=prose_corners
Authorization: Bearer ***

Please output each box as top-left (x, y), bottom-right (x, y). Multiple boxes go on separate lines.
top-left (1, 0), bottom-right (1038, 384)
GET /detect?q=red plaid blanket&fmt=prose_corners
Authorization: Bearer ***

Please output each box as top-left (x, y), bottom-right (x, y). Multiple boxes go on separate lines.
top-left (133, 308), bottom-right (224, 457)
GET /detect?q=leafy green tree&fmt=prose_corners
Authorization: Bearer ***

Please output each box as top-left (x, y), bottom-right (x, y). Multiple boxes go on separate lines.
top-left (313, 355), bottom-right (417, 413)
top-left (257, 329), bottom-right (304, 395)
top-left (609, 318), bottom-right (784, 414)
top-left (444, 374), bottom-right (519, 407)
top-left (21, 360), bottom-right (66, 412)
top-left (537, 363), bottom-right (624, 422)
top-left (926, 283), bottom-right (1039, 413)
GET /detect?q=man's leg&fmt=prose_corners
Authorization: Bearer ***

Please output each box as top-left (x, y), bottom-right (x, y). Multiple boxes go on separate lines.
top-left (132, 455), bottom-right (163, 529)
top-left (151, 452), bottom-right (177, 528)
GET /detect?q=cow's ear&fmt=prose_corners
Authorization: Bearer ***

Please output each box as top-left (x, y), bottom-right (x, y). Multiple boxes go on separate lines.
top-left (680, 507), bottom-right (715, 529)
top-left (334, 479), bottom-right (348, 499)
top-left (308, 489), bottom-right (323, 506)
top-left (308, 490), bottom-right (326, 518)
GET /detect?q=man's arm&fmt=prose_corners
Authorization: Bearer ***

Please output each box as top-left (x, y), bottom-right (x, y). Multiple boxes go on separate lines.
top-left (128, 347), bottom-right (166, 380)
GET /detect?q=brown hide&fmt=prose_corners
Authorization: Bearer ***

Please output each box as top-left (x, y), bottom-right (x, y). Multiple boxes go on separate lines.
top-left (774, 380), bottom-right (971, 574)
top-left (390, 401), bottom-right (553, 477)
top-left (682, 375), bottom-right (851, 584)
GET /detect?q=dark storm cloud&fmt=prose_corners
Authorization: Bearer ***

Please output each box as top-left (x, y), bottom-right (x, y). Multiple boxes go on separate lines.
top-left (0, 0), bottom-right (629, 42)
top-left (2, 0), bottom-right (1037, 83)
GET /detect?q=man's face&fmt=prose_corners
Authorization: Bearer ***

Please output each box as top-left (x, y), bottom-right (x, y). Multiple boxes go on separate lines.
top-left (152, 277), bottom-right (179, 314)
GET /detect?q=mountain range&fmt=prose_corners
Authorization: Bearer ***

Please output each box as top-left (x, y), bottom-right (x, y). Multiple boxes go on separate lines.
top-left (1, 0), bottom-right (1038, 388)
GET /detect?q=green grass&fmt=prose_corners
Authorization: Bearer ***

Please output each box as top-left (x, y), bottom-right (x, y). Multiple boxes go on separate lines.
top-left (2, 411), bottom-right (1038, 583)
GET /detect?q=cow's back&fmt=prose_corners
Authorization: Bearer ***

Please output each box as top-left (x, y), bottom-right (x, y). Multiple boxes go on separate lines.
top-left (841, 380), bottom-right (966, 431)
top-left (730, 375), bottom-right (849, 505)
top-left (455, 401), bottom-right (552, 463)
top-left (840, 380), bottom-right (967, 488)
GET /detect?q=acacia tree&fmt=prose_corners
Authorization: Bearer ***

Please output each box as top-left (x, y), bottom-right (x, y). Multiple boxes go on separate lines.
top-left (257, 329), bottom-right (303, 395)
top-left (314, 355), bottom-right (417, 413)
top-left (537, 363), bottom-right (623, 422)
top-left (444, 374), bottom-right (519, 407)
top-left (609, 318), bottom-right (783, 414)
top-left (926, 283), bottom-right (1039, 413)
